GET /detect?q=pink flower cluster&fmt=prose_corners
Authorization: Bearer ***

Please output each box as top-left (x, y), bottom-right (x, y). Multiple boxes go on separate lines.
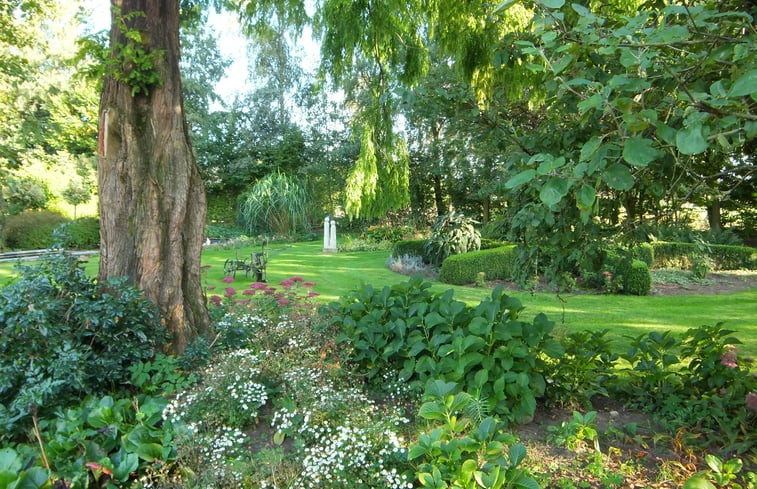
top-left (720, 346), bottom-right (738, 369)
top-left (207, 277), bottom-right (318, 309)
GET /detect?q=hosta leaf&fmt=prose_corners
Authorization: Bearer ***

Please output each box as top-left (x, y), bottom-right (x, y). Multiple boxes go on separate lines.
top-left (623, 137), bottom-right (659, 167)
top-left (603, 163), bottom-right (634, 190)
top-left (509, 443), bottom-right (527, 467)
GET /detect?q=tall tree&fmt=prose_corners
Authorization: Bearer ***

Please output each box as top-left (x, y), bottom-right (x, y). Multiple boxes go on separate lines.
top-left (98, 0), bottom-right (210, 353)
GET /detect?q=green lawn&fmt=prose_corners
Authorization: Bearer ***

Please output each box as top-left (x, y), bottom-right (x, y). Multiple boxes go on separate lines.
top-left (3, 240), bottom-right (756, 356)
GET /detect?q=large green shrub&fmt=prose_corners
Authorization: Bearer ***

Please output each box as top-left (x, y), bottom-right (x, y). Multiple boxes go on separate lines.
top-left (424, 211), bottom-right (481, 265)
top-left (0, 251), bottom-right (168, 438)
top-left (439, 245), bottom-right (517, 285)
top-left (58, 217), bottom-right (100, 249)
top-left (323, 277), bottom-right (563, 425)
top-left (622, 259), bottom-right (651, 296)
top-left (2, 210), bottom-right (68, 249)
top-left (652, 241), bottom-right (757, 270)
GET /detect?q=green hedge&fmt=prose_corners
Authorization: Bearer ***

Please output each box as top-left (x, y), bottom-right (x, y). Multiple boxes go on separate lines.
top-left (652, 241), bottom-right (757, 270)
top-left (439, 245), bottom-right (517, 285)
top-left (392, 239), bottom-right (428, 261)
top-left (2, 210), bottom-right (68, 249)
top-left (633, 243), bottom-right (654, 268)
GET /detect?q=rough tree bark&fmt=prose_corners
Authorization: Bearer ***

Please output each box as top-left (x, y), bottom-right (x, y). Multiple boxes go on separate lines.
top-left (98, 0), bottom-right (210, 353)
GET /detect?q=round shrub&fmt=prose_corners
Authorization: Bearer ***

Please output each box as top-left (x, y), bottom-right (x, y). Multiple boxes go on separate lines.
top-left (2, 210), bottom-right (68, 249)
top-left (623, 259), bottom-right (651, 295)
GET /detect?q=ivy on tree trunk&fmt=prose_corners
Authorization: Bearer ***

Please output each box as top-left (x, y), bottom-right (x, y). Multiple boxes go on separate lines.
top-left (98, 0), bottom-right (210, 353)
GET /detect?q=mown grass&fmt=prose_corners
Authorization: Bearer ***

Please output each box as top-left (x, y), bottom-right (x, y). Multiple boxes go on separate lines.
top-left (3, 240), bottom-right (756, 356)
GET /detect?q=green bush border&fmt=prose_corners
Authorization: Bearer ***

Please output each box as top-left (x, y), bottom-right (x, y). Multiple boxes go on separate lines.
top-left (652, 241), bottom-right (757, 270)
top-left (439, 245), bottom-right (517, 285)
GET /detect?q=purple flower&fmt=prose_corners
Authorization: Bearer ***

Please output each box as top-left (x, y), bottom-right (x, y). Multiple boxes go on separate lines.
top-left (303, 281), bottom-right (316, 288)
top-left (277, 298), bottom-right (291, 307)
top-left (242, 289), bottom-right (256, 296)
top-left (210, 295), bottom-right (222, 306)
top-left (222, 276), bottom-right (234, 283)
top-left (307, 291), bottom-right (320, 297)
top-left (249, 282), bottom-right (268, 290)
top-left (224, 287), bottom-right (237, 298)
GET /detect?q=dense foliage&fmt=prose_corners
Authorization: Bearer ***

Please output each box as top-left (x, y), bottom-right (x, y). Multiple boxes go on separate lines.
top-left (0, 251), bottom-right (168, 438)
top-left (324, 277), bottom-right (563, 425)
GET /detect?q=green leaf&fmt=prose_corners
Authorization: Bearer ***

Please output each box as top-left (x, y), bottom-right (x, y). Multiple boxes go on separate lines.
top-left (603, 163), bottom-right (634, 191)
top-left (623, 137), bottom-right (660, 168)
top-left (460, 459), bottom-right (477, 482)
top-left (419, 401), bottom-right (447, 421)
top-left (273, 431), bottom-right (286, 445)
top-left (682, 476), bottom-right (716, 489)
top-left (676, 124), bottom-right (708, 155)
top-left (577, 93), bottom-right (603, 114)
top-left (505, 169), bottom-right (536, 189)
top-left (576, 184), bottom-right (596, 211)
top-left (494, 0), bottom-right (518, 13)
top-left (0, 448), bottom-right (21, 473)
top-left (540, 0), bottom-right (565, 8)
top-left (571, 3), bottom-right (591, 17)
top-left (539, 178), bottom-right (570, 207)
top-left (579, 137), bottom-right (601, 162)
top-left (509, 443), bottom-right (527, 467)
top-left (704, 454), bottom-right (722, 473)
top-left (729, 69), bottom-right (757, 97)
top-left (552, 55), bottom-right (574, 75)
top-left (537, 156), bottom-right (565, 175)
top-left (135, 442), bottom-right (163, 462)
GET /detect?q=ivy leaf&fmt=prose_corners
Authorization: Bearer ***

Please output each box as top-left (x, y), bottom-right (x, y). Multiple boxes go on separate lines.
top-left (676, 124), bottom-right (708, 155)
top-left (729, 69), bottom-right (757, 98)
top-left (539, 178), bottom-right (570, 207)
top-left (505, 169), bottom-right (536, 189)
top-left (603, 163), bottom-right (634, 190)
top-left (622, 137), bottom-right (660, 167)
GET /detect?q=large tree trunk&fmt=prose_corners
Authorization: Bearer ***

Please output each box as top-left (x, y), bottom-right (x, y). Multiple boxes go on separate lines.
top-left (98, 0), bottom-right (210, 353)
